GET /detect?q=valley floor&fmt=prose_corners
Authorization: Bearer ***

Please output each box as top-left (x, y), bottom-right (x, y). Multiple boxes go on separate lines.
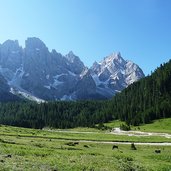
top-left (0, 123), bottom-right (171, 171)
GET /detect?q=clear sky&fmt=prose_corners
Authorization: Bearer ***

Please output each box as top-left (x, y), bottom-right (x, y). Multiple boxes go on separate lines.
top-left (0, 0), bottom-right (171, 75)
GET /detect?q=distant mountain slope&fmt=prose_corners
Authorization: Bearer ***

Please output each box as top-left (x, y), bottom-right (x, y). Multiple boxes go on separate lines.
top-left (0, 73), bottom-right (21, 102)
top-left (0, 37), bottom-right (144, 101)
top-left (109, 59), bottom-right (171, 125)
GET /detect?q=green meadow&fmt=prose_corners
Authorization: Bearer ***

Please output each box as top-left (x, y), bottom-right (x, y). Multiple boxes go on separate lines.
top-left (132, 118), bottom-right (171, 134)
top-left (0, 120), bottom-right (171, 171)
top-left (104, 118), bottom-right (171, 134)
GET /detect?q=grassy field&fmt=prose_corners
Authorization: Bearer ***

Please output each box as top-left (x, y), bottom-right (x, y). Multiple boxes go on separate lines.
top-left (104, 118), bottom-right (171, 134)
top-left (104, 120), bottom-right (125, 129)
top-left (132, 118), bottom-right (171, 133)
top-left (1, 124), bottom-right (171, 143)
top-left (0, 123), bottom-right (171, 170)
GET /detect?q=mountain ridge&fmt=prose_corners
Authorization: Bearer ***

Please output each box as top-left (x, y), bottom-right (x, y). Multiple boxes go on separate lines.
top-left (0, 37), bottom-right (145, 101)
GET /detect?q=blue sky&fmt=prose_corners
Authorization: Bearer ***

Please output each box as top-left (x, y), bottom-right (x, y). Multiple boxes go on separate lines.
top-left (0, 0), bottom-right (171, 75)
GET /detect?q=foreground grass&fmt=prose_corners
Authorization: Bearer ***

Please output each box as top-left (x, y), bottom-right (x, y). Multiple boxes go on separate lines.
top-left (0, 135), bottom-right (171, 171)
top-left (0, 124), bottom-right (170, 170)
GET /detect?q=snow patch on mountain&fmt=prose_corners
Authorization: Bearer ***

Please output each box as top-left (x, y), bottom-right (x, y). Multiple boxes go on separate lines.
top-left (10, 87), bottom-right (45, 103)
top-left (46, 74), bottom-right (50, 79)
top-left (61, 95), bottom-right (73, 101)
top-left (44, 85), bottom-right (51, 89)
top-left (50, 74), bottom-right (66, 88)
top-left (68, 71), bottom-right (76, 77)
top-left (8, 66), bottom-right (24, 86)
top-left (91, 74), bottom-right (103, 86)
top-left (25, 73), bottom-right (30, 77)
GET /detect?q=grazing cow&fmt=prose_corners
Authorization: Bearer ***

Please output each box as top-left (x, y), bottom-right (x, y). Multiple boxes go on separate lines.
top-left (112, 145), bottom-right (118, 150)
top-left (155, 149), bottom-right (161, 153)
top-left (84, 145), bottom-right (89, 148)
top-left (131, 143), bottom-right (137, 150)
top-left (5, 154), bottom-right (12, 158)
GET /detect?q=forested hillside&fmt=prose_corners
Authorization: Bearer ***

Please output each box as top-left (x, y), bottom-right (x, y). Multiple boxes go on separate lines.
top-left (0, 60), bottom-right (170, 129)
top-left (110, 59), bottom-right (171, 125)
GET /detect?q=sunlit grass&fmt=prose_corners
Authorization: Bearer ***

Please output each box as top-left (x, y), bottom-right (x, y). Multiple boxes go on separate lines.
top-left (0, 124), bottom-right (171, 143)
top-left (132, 118), bottom-right (171, 133)
top-left (104, 118), bottom-right (171, 134)
top-left (0, 135), bottom-right (170, 170)
top-left (104, 120), bottom-right (125, 129)
top-left (0, 124), bottom-right (171, 170)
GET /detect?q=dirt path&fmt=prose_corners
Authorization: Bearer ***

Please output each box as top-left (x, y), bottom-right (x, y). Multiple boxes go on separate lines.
top-left (44, 128), bottom-right (171, 146)
top-left (45, 128), bottom-right (171, 139)
top-left (76, 140), bottom-right (171, 146)
top-left (2, 132), bottom-right (171, 146)
top-left (44, 129), bottom-right (98, 134)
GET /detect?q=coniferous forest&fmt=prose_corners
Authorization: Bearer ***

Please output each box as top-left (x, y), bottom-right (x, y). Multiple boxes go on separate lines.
top-left (109, 59), bottom-right (171, 125)
top-left (0, 60), bottom-right (171, 129)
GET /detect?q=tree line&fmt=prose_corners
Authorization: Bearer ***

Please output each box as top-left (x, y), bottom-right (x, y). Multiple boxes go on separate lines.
top-left (0, 100), bottom-right (111, 129)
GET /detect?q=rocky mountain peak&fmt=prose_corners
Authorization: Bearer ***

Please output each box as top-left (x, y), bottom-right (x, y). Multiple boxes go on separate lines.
top-left (109, 52), bottom-right (121, 59)
top-left (68, 50), bottom-right (74, 56)
top-left (66, 51), bottom-right (79, 62)
top-left (90, 52), bottom-right (145, 97)
top-left (25, 37), bottom-right (47, 50)
top-left (0, 39), bottom-right (22, 72)
top-left (65, 51), bottom-right (85, 74)
top-left (2, 39), bottom-right (19, 47)
top-left (103, 52), bottom-right (126, 66)
top-left (0, 38), bottom-right (145, 101)
top-left (93, 52), bottom-right (126, 76)
top-left (1, 40), bottom-right (20, 54)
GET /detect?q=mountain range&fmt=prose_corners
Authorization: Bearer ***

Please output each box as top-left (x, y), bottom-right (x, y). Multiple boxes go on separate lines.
top-left (0, 37), bottom-right (144, 101)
